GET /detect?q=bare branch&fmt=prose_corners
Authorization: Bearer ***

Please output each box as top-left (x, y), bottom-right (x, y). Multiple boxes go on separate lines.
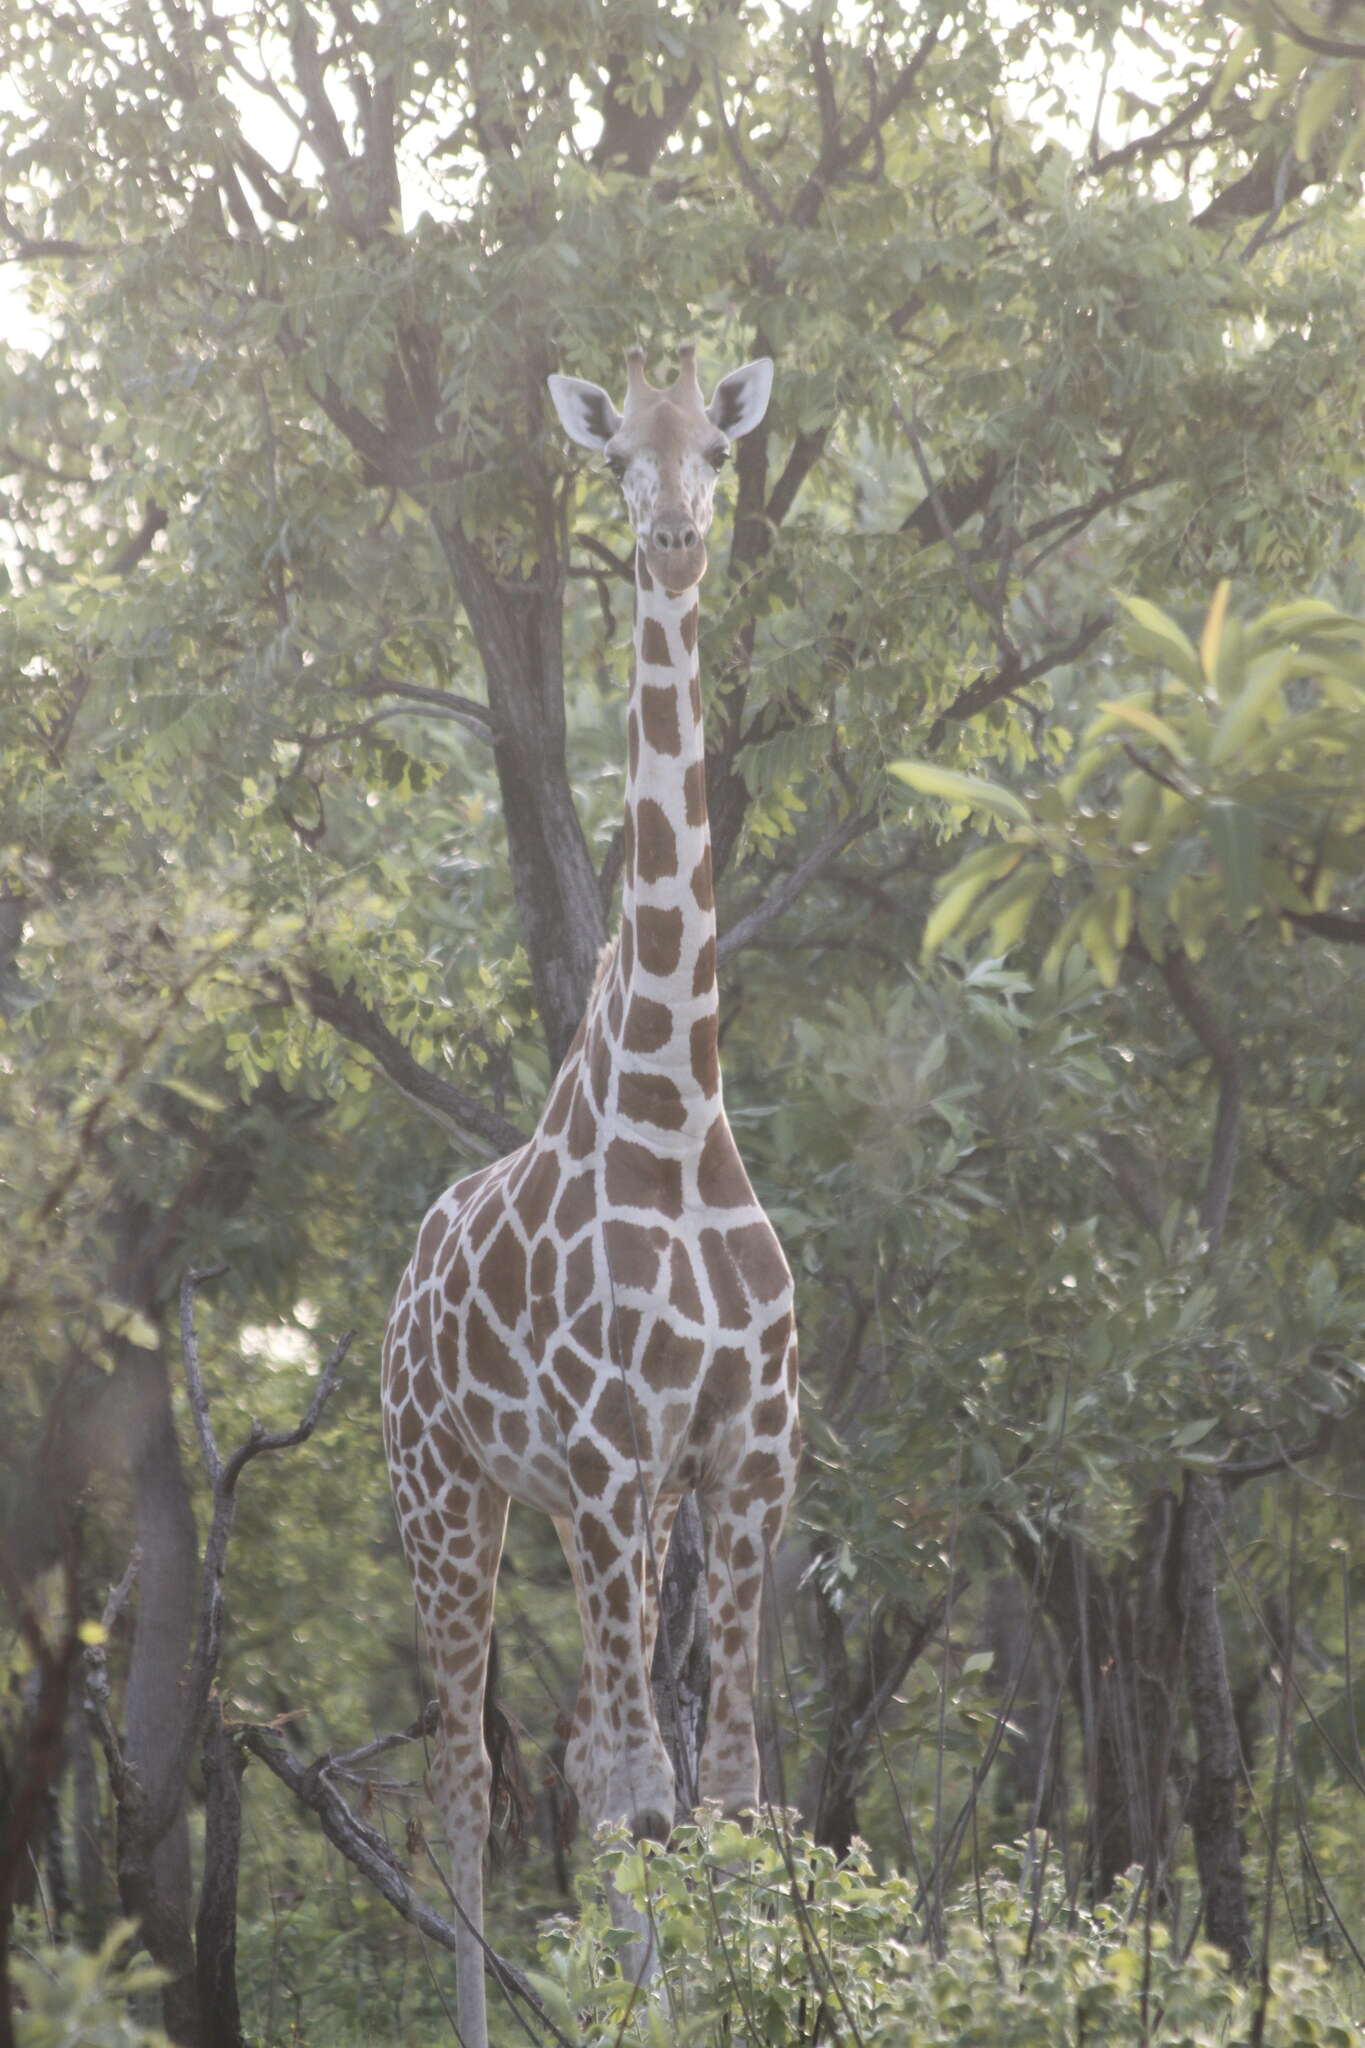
top-left (1269, 4), bottom-right (1365, 59)
top-left (239, 1723), bottom-right (570, 2045)
top-left (302, 969), bottom-right (524, 1157)
top-left (927, 612), bottom-right (1110, 750)
top-left (718, 812), bottom-right (878, 962)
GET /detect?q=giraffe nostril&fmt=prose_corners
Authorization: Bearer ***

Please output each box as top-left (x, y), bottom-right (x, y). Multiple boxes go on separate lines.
top-left (682, 526), bottom-right (698, 549)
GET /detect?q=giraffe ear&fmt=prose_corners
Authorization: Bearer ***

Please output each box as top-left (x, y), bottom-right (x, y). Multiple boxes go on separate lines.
top-left (707, 358), bottom-right (773, 440)
top-left (547, 375), bottom-right (623, 451)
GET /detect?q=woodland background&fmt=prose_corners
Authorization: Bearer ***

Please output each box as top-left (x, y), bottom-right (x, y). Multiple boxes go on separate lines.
top-left (2, 0), bottom-right (1365, 2042)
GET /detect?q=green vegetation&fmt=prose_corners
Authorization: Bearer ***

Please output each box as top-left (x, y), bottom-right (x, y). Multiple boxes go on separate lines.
top-left (2, 0), bottom-right (1364, 2040)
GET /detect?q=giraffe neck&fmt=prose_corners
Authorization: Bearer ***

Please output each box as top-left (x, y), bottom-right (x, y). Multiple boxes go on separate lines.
top-left (605, 548), bottom-right (719, 1137)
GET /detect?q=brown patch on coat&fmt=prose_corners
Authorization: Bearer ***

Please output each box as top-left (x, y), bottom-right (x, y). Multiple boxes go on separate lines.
top-left (669, 1241), bottom-right (704, 1323)
top-left (617, 1068), bottom-right (687, 1131)
top-left (640, 616), bottom-right (670, 667)
top-left (552, 1345), bottom-right (596, 1410)
top-left (753, 1391), bottom-right (789, 1438)
top-left (570, 1303), bottom-right (603, 1354)
top-left (567, 1086), bottom-right (598, 1161)
top-left (417, 1209), bottom-right (445, 1272)
top-left (689, 671), bottom-right (701, 724)
top-left (635, 904), bottom-right (683, 976)
top-left (641, 684), bottom-right (681, 756)
top-left (588, 1025), bottom-right (611, 1113)
top-left (501, 1410), bottom-right (530, 1455)
top-left (699, 1228), bottom-right (749, 1330)
top-left (760, 1310), bottom-right (794, 1384)
top-left (680, 606), bottom-right (698, 653)
top-left (702, 1345), bottom-right (751, 1416)
top-left (578, 1511), bottom-right (617, 1576)
top-left (462, 1390), bottom-right (496, 1442)
top-left (480, 1223), bottom-right (526, 1330)
top-left (466, 1299), bottom-right (529, 1401)
top-left (570, 1438), bottom-right (612, 1500)
top-left (554, 1170), bottom-right (595, 1241)
top-left (603, 1217), bottom-right (662, 1292)
top-left (530, 1236), bottom-right (558, 1301)
top-left (683, 759), bottom-right (707, 829)
top-left (697, 1117), bottom-right (754, 1209)
top-left (624, 994), bottom-right (672, 1053)
top-left (634, 798), bottom-right (678, 883)
top-left (592, 1377), bottom-right (650, 1459)
top-left (513, 1151), bottom-right (560, 1236)
top-left (691, 850), bottom-right (714, 912)
top-left (692, 935), bottom-right (716, 997)
top-left (606, 1137), bottom-right (683, 1216)
top-left (726, 1221), bottom-right (789, 1304)
top-left (467, 1190), bottom-right (502, 1251)
top-left (542, 1068), bottom-right (575, 1139)
top-left (628, 708), bottom-right (640, 778)
top-left (564, 1239), bottom-right (596, 1315)
top-left (641, 1319), bottom-right (705, 1392)
top-left (690, 1018), bottom-right (719, 1097)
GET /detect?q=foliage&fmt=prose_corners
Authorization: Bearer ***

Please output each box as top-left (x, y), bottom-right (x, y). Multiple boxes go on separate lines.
top-left (1, 0), bottom-right (1364, 2037)
top-left (534, 1818), bottom-right (1365, 2047)
top-left (11, 1924), bottom-right (170, 2048)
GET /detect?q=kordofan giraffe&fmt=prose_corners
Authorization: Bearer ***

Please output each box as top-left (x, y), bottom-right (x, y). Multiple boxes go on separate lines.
top-left (381, 345), bottom-right (799, 2048)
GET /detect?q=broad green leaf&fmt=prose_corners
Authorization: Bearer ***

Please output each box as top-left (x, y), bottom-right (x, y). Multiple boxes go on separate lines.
top-left (1113, 593), bottom-right (1202, 687)
top-left (1080, 898), bottom-right (1121, 988)
top-left (1085, 698), bottom-right (1190, 761)
top-left (889, 761), bottom-right (1031, 827)
top-left (1207, 650), bottom-right (1294, 765)
top-left (1199, 579), bottom-right (1231, 688)
top-left (923, 868), bottom-right (1005, 956)
top-left (1207, 800), bottom-right (1262, 921)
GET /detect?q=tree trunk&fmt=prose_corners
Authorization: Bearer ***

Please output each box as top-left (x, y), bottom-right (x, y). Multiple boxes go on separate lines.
top-left (195, 1704), bottom-right (246, 2048)
top-left (1179, 1475), bottom-right (1252, 1970)
top-left (1024, 1506), bottom-right (1184, 1899)
top-left (70, 1686), bottom-right (106, 1949)
top-left (114, 1344), bottom-right (201, 2046)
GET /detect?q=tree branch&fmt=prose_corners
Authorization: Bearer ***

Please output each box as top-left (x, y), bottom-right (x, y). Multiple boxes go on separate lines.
top-left (302, 969), bottom-right (524, 1157)
top-left (927, 612), bottom-right (1110, 750)
top-left (718, 812), bottom-right (878, 962)
top-left (238, 1722), bottom-right (569, 2045)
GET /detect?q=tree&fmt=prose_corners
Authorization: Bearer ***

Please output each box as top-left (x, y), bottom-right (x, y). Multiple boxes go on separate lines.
top-left (2, 0), bottom-right (1363, 2035)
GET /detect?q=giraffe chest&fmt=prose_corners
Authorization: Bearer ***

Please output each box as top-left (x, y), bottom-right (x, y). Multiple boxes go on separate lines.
top-left (406, 1153), bottom-right (797, 1516)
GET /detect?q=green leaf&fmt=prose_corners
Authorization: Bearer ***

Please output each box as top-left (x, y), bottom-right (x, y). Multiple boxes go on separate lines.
top-left (1084, 697), bottom-right (1190, 761)
top-left (1170, 1417), bottom-right (1218, 1450)
top-left (889, 761), bottom-right (1031, 827)
top-left (1295, 63), bottom-right (1351, 162)
top-left (1113, 593), bottom-right (1202, 687)
top-left (1206, 800), bottom-right (1262, 920)
top-left (923, 869), bottom-right (1000, 957)
top-left (1207, 650), bottom-right (1294, 765)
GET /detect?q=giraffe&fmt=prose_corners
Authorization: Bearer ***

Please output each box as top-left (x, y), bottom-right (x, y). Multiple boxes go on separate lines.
top-left (380, 344), bottom-right (799, 2048)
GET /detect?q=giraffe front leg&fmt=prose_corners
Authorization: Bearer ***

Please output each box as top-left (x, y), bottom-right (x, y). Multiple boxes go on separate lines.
top-left (397, 1451), bottom-right (509, 2048)
top-left (700, 1453), bottom-right (794, 1819)
top-left (565, 1504), bottom-right (676, 1844)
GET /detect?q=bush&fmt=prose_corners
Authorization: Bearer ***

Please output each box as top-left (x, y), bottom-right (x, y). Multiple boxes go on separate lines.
top-left (529, 1817), bottom-right (1364, 2048)
top-left (11, 1923), bottom-right (170, 2048)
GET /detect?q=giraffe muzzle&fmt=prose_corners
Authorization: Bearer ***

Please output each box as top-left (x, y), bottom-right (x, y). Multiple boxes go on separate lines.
top-left (645, 519), bottom-right (707, 593)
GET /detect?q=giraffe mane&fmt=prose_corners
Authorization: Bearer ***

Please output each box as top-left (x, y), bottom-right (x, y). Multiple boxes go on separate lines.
top-left (590, 934), bottom-right (619, 996)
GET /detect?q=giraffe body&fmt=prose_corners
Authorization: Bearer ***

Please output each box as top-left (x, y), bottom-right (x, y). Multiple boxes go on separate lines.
top-left (382, 348), bottom-right (797, 2048)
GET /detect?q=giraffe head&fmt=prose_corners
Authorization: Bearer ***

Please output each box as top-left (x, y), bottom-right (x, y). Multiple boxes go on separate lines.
top-left (548, 346), bottom-right (773, 594)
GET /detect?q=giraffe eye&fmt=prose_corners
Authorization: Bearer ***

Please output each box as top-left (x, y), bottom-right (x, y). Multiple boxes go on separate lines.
top-left (707, 444), bottom-right (729, 471)
top-left (605, 452), bottom-right (627, 479)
